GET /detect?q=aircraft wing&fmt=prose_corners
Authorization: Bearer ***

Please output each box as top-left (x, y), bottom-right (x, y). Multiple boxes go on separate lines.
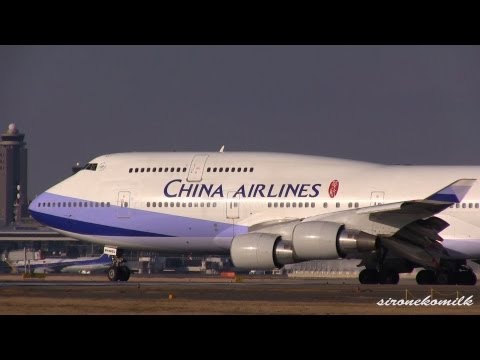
top-left (247, 179), bottom-right (476, 269)
top-left (306, 179), bottom-right (476, 236)
top-left (304, 179), bottom-right (476, 268)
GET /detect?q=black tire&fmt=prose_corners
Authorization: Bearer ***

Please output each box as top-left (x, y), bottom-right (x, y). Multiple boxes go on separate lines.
top-left (457, 271), bottom-right (477, 285)
top-left (436, 272), bottom-right (450, 285)
top-left (378, 271), bottom-right (400, 285)
top-left (416, 270), bottom-right (435, 285)
top-left (359, 269), bottom-right (378, 284)
top-left (119, 266), bottom-right (131, 282)
top-left (390, 272), bottom-right (400, 285)
top-left (107, 267), bottom-right (119, 281)
top-left (468, 271), bottom-right (477, 285)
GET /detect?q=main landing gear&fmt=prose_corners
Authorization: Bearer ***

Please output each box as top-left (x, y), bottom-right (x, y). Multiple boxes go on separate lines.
top-left (104, 246), bottom-right (131, 282)
top-left (359, 269), bottom-right (400, 284)
top-left (359, 266), bottom-right (477, 285)
top-left (358, 248), bottom-right (402, 284)
top-left (416, 268), bottom-right (477, 285)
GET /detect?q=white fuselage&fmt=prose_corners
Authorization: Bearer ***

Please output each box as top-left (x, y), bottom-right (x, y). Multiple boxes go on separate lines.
top-left (28, 152), bottom-right (480, 259)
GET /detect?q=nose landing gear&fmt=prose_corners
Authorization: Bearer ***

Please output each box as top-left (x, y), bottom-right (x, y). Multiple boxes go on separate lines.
top-left (104, 246), bottom-right (131, 282)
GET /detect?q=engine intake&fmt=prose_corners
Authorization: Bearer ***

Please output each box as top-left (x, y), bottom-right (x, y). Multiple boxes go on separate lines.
top-left (230, 233), bottom-right (294, 269)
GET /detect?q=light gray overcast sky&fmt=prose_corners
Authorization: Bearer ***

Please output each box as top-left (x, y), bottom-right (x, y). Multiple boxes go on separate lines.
top-left (1, 45), bottom-right (479, 199)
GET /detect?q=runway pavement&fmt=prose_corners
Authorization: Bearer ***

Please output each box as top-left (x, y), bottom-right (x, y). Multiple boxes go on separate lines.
top-left (0, 274), bottom-right (478, 314)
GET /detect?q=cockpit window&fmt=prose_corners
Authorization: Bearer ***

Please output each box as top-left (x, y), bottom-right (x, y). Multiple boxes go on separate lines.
top-left (84, 163), bottom-right (98, 171)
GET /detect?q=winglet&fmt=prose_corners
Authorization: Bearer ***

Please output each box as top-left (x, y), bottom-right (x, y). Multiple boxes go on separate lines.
top-left (427, 179), bottom-right (476, 203)
top-left (219, 145), bottom-right (225, 153)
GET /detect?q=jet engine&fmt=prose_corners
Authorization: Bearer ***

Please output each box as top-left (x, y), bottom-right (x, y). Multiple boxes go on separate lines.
top-left (230, 221), bottom-right (377, 269)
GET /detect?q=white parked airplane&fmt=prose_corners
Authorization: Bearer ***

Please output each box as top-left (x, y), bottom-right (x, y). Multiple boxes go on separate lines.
top-left (28, 152), bottom-right (480, 285)
top-left (9, 254), bottom-right (112, 274)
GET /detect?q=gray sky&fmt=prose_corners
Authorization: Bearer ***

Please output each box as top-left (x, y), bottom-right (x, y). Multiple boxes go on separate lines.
top-left (1, 45), bottom-right (480, 199)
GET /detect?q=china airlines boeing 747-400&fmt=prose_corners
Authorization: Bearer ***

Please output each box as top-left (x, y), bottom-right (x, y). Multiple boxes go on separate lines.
top-left (28, 152), bottom-right (480, 285)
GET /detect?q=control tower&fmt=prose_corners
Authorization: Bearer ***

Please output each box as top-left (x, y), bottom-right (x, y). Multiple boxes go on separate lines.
top-left (0, 123), bottom-right (28, 226)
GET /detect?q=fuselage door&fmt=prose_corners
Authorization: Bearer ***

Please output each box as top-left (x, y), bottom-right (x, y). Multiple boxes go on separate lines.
top-left (226, 191), bottom-right (240, 219)
top-left (187, 155), bottom-right (209, 182)
top-left (117, 191), bottom-right (131, 218)
top-left (370, 191), bottom-right (385, 206)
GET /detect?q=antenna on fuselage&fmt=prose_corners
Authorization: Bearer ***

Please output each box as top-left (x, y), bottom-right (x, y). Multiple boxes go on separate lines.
top-left (219, 145), bottom-right (225, 153)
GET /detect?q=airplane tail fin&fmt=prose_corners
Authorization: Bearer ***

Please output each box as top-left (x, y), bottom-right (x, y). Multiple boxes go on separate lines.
top-left (427, 179), bottom-right (476, 203)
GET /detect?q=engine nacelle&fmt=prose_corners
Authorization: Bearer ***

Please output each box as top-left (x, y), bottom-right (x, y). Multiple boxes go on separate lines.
top-left (230, 233), bottom-right (294, 270)
top-left (292, 221), bottom-right (377, 260)
top-left (230, 222), bottom-right (377, 269)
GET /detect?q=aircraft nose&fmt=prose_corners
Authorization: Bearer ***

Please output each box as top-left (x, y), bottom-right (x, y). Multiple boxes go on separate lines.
top-left (28, 193), bottom-right (45, 223)
top-left (28, 197), bottom-right (37, 213)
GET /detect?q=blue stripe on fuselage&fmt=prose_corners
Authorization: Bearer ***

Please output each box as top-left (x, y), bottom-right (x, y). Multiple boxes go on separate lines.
top-left (30, 210), bottom-right (173, 237)
top-left (29, 192), bottom-right (247, 237)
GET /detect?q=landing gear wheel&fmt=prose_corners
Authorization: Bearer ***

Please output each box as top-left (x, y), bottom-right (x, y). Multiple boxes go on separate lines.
top-left (359, 269), bottom-right (378, 284)
top-left (118, 266), bottom-right (131, 282)
top-left (457, 270), bottom-right (477, 285)
top-left (391, 272), bottom-right (400, 284)
top-left (436, 272), bottom-right (450, 285)
top-left (104, 247), bottom-right (130, 282)
top-left (416, 270), bottom-right (435, 285)
top-left (108, 267), bottom-right (119, 282)
top-left (467, 271), bottom-right (477, 285)
top-left (378, 271), bottom-right (400, 284)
